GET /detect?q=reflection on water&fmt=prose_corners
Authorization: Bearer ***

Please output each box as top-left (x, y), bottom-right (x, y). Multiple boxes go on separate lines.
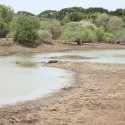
top-left (0, 54), bottom-right (70, 105)
top-left (17, 62), bottom-right (37, 68)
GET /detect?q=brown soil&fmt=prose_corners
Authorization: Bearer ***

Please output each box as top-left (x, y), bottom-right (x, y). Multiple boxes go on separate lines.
top-left (0, 43), bottom-right (125, 125)
top-left (0, 42), bottom-right (125, 56)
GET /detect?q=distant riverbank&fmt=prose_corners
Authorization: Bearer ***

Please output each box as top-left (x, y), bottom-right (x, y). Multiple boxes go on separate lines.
top-left (0, 42), bottom-right (125, 56)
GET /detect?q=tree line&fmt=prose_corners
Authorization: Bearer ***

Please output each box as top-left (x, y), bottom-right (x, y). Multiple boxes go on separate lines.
top-left (0, 4), bottom-right (125, 46)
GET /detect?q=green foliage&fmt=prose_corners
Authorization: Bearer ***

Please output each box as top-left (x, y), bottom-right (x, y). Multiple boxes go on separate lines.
top-left (57, 7), bottom-right (85, 20)
top-left (40, 19), bottom-right (50, 30)
top-left (66, 21), bottom-right (96, 30)
top-left (103, 32), bottom-right (114, 43)
top-left (107, 16), bottom-right (123, 31)
top-left (85, 7), bottom-right (109, 14)
top-left (95, 13), bottom-right (110, 31)
top-left (94, 27), bottom-right (105, 42)
top-left (68, 12), bottom-right (83, 22)
top-left (60, 28), bottom-right (96, 44)
top-left (1, 5), bottom-right (125, 44)
top-left (89, 13), bottom-right (100, 23)
top-left (0, 4), bottom-right (13, 23)
top-left (10, 16), bottom-right (39, 44)
top-left (47, 20), bottom-right (62, 39)
top-left (60, 16), bottom-right (70, 25)
top-left (114, 29), bottom-right (125, 42)
top-left (17, 11), bottom-right (35, 16)
top-left (38, 10), bottom-right (58, 19)
top-left (0, 19), bottom-right (8, 38)
top-left (38, 29), bottom-right (52, 42)
top-left (110, 9), bottom-right (124, 17)
top-left (39, 19), bottom-right (62, 39)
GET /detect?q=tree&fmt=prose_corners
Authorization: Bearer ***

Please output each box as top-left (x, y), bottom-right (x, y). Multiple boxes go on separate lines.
top-left (110, 9), bottom-right (123, 17)
top-left (0, 4), bottom-right (13, 23)
top-left (17, 11), bottom-right (35, 16)
top-left (68, 12), bottom-right (83, 22)
top-left (95, 27), bottom-right (105, 42)
top-left (38, 10), bottom-right (58, 19)
top-left (114, 29), bottom-right (125, 43)
top-left (38, 29), bottom-right (52, 42)
top-left (95, 13), bottom-right (110, 31)
top-left (60, 28), bottom-right (96, 44)
top-left (47, 20), bottom-right (62, 39)
top-left (85, 7), bottom-right (109, 14)
top-left (10, 16), bottom-right (39, 45)
top-left (57, 7), bottom-right (85, 20)
top-left (107, 16), bottom-right (123, 31)
top-left (60, 16), bottom-right (70, 25)
top-left (66, 21), bottom-right (96, 30)
top-left (89, 13), bottom-right (100, 23)
top-left (0, 18), bottom-right (8, 38)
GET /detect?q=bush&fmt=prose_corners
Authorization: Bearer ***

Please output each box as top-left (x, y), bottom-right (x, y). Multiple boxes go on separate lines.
top-left (60, 28), bottom-right (96, 44)
top-left (103, 32), bottom-right (114, 43)
top-left (47, 20), bottom-right (62, 39)
top-left (10, 16), bottom-right (39, 45)
top-left (114, 29), bottom-right (125, 43)
top-left (0, 20), bottom-right (8, 38)
top-left (68, 12), bottom-right (83, 22)
top-left (66, 21), bottom-right (96, 30)
top-left (95, 13), bottom-right (110, 31)
top-left (60, 16), bottom-right (70, 25)
top-left (40, 19), bottom-right (50, 30)
top-left (95, 27), bottom-right (105, 42)
top-left (107, 16), bottom-right (123, 31)
top-left (0, 4), bottom-right (14, 23)
top-left (38, 29), bottom-right (52, 42)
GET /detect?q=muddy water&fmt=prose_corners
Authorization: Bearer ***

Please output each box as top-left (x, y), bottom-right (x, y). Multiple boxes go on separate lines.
top-left (0, 54), bottom-right (70, 105)
top-left (40, 49), bottom-right (125, 64)
top-left (0, 49), bottom-right (125, 105)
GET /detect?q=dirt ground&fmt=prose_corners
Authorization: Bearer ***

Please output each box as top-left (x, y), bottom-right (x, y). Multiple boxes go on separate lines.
top-left (0, 43), bottom-right (125, 125)
top-left (0, 42), bottom-right (125, 56)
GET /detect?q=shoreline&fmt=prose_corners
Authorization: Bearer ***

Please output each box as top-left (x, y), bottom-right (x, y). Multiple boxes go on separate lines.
top-left (0, 43), bottom-right (125, 124)
top-left (0, 42), bottom-right (125, 56)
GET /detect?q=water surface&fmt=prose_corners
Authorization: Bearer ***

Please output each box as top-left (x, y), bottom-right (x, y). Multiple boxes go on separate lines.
top-left (0, 55), bottom-right (70, 105)
top-left (0, 49), bottom-right (125, 105)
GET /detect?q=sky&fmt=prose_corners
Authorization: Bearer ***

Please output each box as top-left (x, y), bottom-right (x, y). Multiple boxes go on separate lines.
top-left (0, 0), bottom-right (125, 14)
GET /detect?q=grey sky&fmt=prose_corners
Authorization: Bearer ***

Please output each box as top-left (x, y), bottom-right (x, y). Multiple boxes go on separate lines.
top-left (0, 0), bottom-right (125, 14)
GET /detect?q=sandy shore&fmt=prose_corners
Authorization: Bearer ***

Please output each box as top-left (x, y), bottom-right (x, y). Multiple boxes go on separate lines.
top-left (0, 43), bottom-right (125, 125)
top-left (0, 42), bottom-right (125, 56)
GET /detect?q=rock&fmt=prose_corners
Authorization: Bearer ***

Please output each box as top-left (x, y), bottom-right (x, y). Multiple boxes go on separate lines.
top-left (47, 60), bottom-right (58, 64)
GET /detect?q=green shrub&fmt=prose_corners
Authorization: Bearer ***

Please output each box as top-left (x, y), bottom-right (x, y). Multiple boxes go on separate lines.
top-left (10, 16), bottom-right (39, 45)
top-left (0, 20), bottom-right (8, 38)
top-left (114, 29), bottom-right (125, 42)
top-left (95, 27), bottom-right (105, 42)
top-left (60, 16), bottom-right (70, 25)
top-left (107, 16), bottom-right (123, 31)
top-left (68, 12), bottom-right (83, 22)
top-left (0, 4), bottom-right (14, 23)
top-left (40, 19), bottom-right (50, 30)
top-left (103, 32), bottom-right (114, 43)
top-left (60, 28), bottom-right (96, 44)
top-left (47, 20), bottom-right (62, 39)
top-left (38, 29), bottom-right (52, 42)
top-left (66, 21), bottom-right (96, 30)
